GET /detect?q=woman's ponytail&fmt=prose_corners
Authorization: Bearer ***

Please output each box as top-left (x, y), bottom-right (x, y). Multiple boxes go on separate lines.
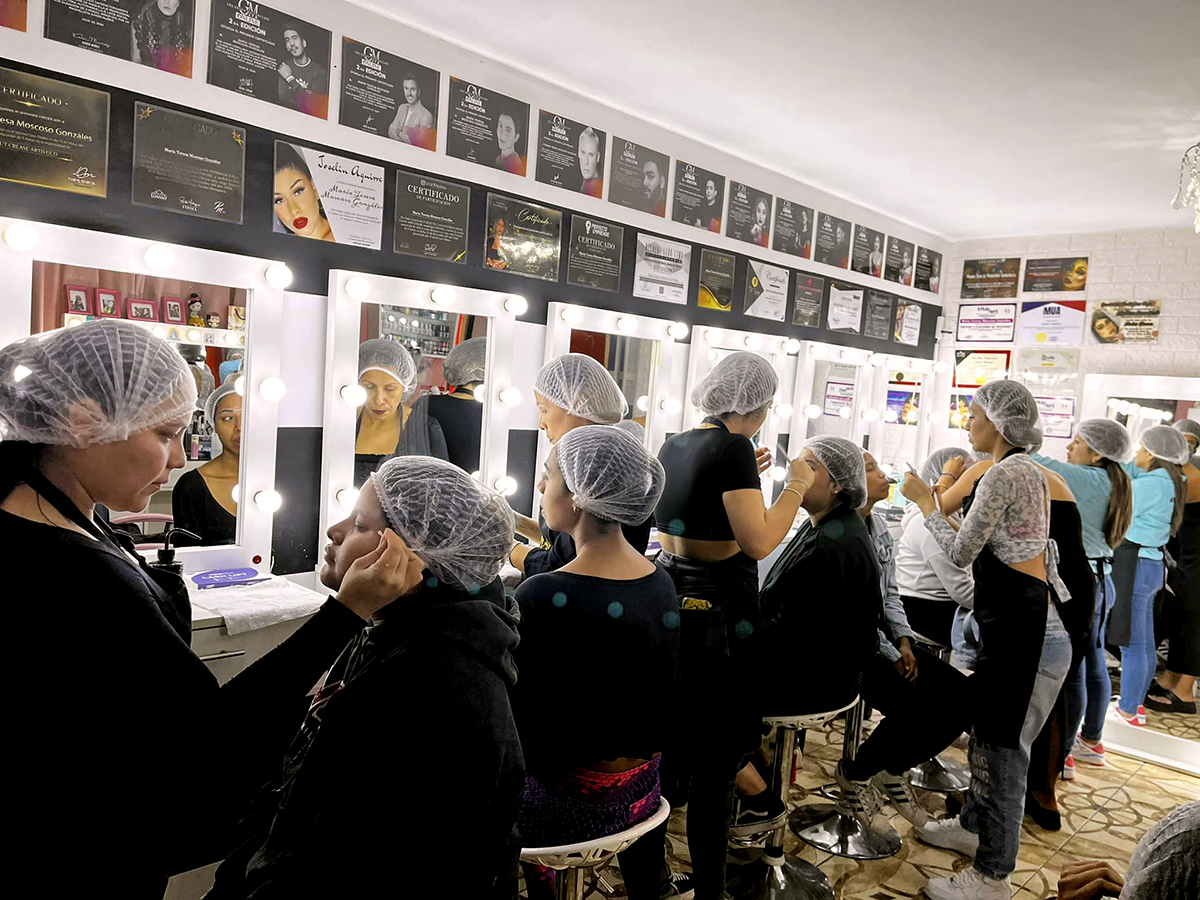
top-left (1100, 457), bottom-right (1133, 550)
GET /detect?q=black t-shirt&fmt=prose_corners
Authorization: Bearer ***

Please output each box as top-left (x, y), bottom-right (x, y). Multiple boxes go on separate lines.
top-left (427, 394), bottom-right (482, 473)
top-left (512, 568), bottom-right (679, 773)
top-left (655, 419), bottom-right (761, 541)
top-left (172, 468), bottom-right (237, 545)
top-left (521, 511), bottom-right (654, 577)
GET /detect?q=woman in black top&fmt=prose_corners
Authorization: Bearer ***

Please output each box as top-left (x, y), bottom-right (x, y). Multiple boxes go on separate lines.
top-left (653, 351), bottom-right (814, 900)
top-left (400, 336), bottom-right (485, 470)
top-left (173, 381), bottom-right (239, 544)
top-left (354, 338), bottom-right (418, 487)
top-left (1, 321), bottom-right (400, 898)
top-left (514, 425), bottom-right (675, 898)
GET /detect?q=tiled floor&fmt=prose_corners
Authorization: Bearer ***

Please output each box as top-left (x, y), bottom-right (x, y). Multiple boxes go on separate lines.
top-left (566, 716), bottom-right (1199, 899)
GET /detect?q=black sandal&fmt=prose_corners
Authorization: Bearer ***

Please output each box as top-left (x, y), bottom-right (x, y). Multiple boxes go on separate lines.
top-left (1144, 691), bottom-right (1197, 714)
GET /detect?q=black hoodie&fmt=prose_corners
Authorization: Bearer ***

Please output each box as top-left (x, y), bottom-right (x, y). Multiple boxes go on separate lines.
top-left (207, 578), bottom-right (525, 899)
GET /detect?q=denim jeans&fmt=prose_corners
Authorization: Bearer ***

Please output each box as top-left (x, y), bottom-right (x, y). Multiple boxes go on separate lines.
top-left (961, 604), bottom-right (1072, 880)
top-left (1118, 558), bottom-right (1164, 716)
top-left (1065, 572), bottom-right (1115, 743)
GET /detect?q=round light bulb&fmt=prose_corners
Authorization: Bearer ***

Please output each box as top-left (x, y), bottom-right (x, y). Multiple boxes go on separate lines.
top-left (336, 487), bottom-right (359, 510)
top-left (1106, 398), bottom-right (1121, 410)
top-left (862, 408), bottom-right (881, 422)
top-left (929, 412), bottom-right (946, 425)
top-left (231, 482), bottom-right (240, 504)
top-left (470, 470), bottom-right (482, 481)
top-left (1160, 410), bottom-right (1173, 422)
top-left (636, 395), bottom-right (650, 412)
top-left (1118, 400), bottom-right (1132, 415)
top-left (345, 276), bottom-right (371, 301)
top-left (934, 360), bottom-right (950, 374)
top-left (341, 384), bottom-right (368, 406)
top-left (224, 332), bottom-right (241, 346)
top-left (265, 262), bottom-right (293, 289)
top-left (616, 316), bottom-right (638, 334)
top-left (838, 407), bottom-right (852, 420)
top-left (869, 353), bottom-right (887, 367)
top-left (254, 490), bottom-right (283, 513)
top-left (950, 412), bottom-right (962, 427)
top-left (186, 328), bottom-right (202, 343)
top-left (707, 349), bottom-right (719, 362)
top-left (473, 383), bottom-right (487, 403)
top-left (805, 404), bottom-right (822, 419)
top-left (504, 295), bottom-right (528, 315)
top-left (784, 338), bottom-right (802, 355)
top-left (2, 221), bottom-right (39, 252)
top-left (259, 377), bottom-right (287, 402)
top-left (429, 287), bottom-right (453, 304)
top-left (498, 387), bottom-right (522, 406)
top-left (668, 321), bottom-right (689, 340)
top-left (1085, 375), bottom-right (1102, 390)
top-left (661, 397), bottom-right (683, 415)
top-left (144, 243), bottom-right (175, 272)
top-left (704, 328), bottom-right (724, 344)
top-left (744, 334), bottom-right (764, 350)
top-left (884, 408), bottom-right (899, 423)
top-left (494, 476), bottom-right (518, 497)
top-left (840, 348), bottom-right (856, 362)
top-left (233, 377), bottom-right (245, 397)
top-left (905, 409), bottom-right (919, 424)
top-left (66, 318), bottom-right (84, 327)
top-left (810, 344), bottom-right (827, 359)
top-left (774, 403), bottom-right (794, 419)
top-left (560, 305), bottom-right (583, 324)
top-left (151, 326), bottom-right (167, 339)
top-left (769, 465), bottom-right (787, 482)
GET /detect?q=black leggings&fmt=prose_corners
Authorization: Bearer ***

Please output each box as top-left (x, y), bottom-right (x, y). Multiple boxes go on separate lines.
top-left (900, 595), bottom-right (957, 649)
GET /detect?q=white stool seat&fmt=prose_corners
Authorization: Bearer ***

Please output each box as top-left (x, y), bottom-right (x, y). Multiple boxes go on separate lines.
top-left (764, 696), bottom-right (859, 732)
top-left (520, 797), bottom-right (670, 869)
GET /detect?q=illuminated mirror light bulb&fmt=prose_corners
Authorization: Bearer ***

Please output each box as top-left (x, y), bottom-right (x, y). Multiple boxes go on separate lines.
top-left (950, 411), bottom-right (963, 427)
top-left (2, 221), bottom-right (39, 252)
top-left (498, 387), bottom-right (522, 406)
top-left (869, 353), bottom-right (887, 367)
top-left (345, 276), bottom-right (370, 301)
top-left (784, 338), bottom-right (802, 355)
top-left (560, 305), bottom-right (583, 324)
top-left (707, 350), bottom-right (719, 362)
top-left (838, 407), bottom-right (852, 420)
top-left (473, 383), bottom-right (487, 403)
top-left (616, 316), bottom-right (637, 334)
top-left (661, 397), bottom-right (683, 415)
top-left (186, 328), bottom-right (202, 343)
top-left (336, 487), bottom-right (359, 510)
top-left (233, 375), bottom-right (245, 396)
top-left (862, 408), bottom-right (881, 422)
top-left (636, 395), bottom-right (650, 412)
top-left (224, 332), bottom-right (241, 346)
top-left (231, 482), bottom-right (240, 504)
top-left (744, 334), bottom-right (764, 350)
top-left (66, 317), bottom-right (84, 327)
top-left (494, 476), bottom-right (518, 497)
top-left (1106, 397), bottom-right (1121, 410)
top-left (934, 360), bottom-right (950, 374)
top-left (1160, 409), bottom-right (1173, 422)
top-left (810, 344), bottom-right (827, 359)
top-left (805, 404), bottom-right (822, 419)
top-left (667, 321), bottom-right (689, 340)
top-left (259, 377), bottom-right (287, 402)
top-left (774, 403), bottom-right (793, 419)
top-left (265, 262), bottom-right (293, 289)
top-left (704, 328), bottom-right (724, 344)
top-left (471, 470), bottom-right (482, 480)
top-left (144, 243), bottom-right (175, 272)
top-left (769, 465), bottom-right (786, 482)
top-left (151, 326), bottom-right (167, 339)
top-left (504, 295), bottom-right (528, 315)
top-left (254, 490), bottom-right (283, 513)
top-left (839, 348), bottom-right (856, 362)
top-left (429, 286), bottom-right (454, 304)
top-left (929, 412), bottom-right (946, 425)
top-left (884, 408), bottom-right (899, 423)
top-left (341, 384), bottom-right (367, 406)
top-left (905, 409), bottom-right (919, 424)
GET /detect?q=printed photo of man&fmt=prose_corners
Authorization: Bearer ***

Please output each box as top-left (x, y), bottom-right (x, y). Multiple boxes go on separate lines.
top-left (578, 127), bottom-right (603, 197)
top-left (278, 21), bottom-right (329, 113)
top-left (388, 72), bottom-right (435, 145)
top-left (642, 158), bottom-right (667, 216)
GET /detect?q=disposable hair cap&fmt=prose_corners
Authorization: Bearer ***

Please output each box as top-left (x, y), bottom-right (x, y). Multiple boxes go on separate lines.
top-left (1121, 800), bottom-right (1198, 900)
top-left (204, 381), bottom-right (241, 426)
top-left (1140, 424), bottom-right (1190, 466)
top-left (974, 379), bottom-right (1043, 451)
top-left (444, 337), bottom-right (487, 386)
top-left (358, 338), bottom-right (416, 387)
top-left (805, 435), bottom-right (867, 511)
top-left (554, 425), bottom-right (665, 526)
top-left (0, 319), bottom-right (196, 448)
top-left (1075, 419), bottom-right (1134, 463)
top-left (614, 419), bottom-right (646, 444)
top-left (1173, 418), bottom-right (1200, 446)
top-left (534, 353), bottom-right (627, 425)
top-left (921, 447), bottom-right (974, 485)
top-left (371, 456), bottom-right (514, 590)
top-left (691, 351), bottom-right (778, 416)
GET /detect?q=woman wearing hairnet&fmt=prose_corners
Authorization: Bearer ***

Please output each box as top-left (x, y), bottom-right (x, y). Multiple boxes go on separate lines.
top-left (652, 352), bottom-right (816, 899)
top-left (512, 425), bottom-right (676, 898)
top-left (398, 336), bottom-right (486, 470)
top-left (901, 379), bottom-right (1073, 900)
top-left (512, 353), bottom-right (653, 575)
top-left (172, 380), bottom-right (242, 544)
top-left (209, 455), bottom-right (524, 898)
top-left (354, 338), bottom-right (425, 487)
top-left (1110, 425), bottom-right (1190, 724)
top-left (1, 321), bottom-right (404, 897)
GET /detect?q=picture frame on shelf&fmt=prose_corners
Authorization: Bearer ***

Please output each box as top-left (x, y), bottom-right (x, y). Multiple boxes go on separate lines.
top-left (94, 288), bottom-right (122, 318)
top-left (162, 296), bottom-right (185, 324)
top-left (64, 284), bottom-right (93, 315)
top-left (125, 298), bottom-right (160, 321)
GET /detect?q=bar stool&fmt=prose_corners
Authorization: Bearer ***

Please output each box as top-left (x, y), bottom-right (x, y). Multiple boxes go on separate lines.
top-left (905, 631), bottom-right (971, 793)
top-left (520, 797), bottom-right (670, 900)
top-left (790, 699), bottom-right (902, 859)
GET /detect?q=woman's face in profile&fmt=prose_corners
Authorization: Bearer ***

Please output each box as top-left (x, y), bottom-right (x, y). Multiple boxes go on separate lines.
top-left (535, 393), bottom-right (577, 444)
top-left (359, 370), bottom-right (404, 421)
top-left (538, 450), bottom-right (575, 532)
top-left (73, 410), bottom-right (191, 513)
top-left (273, 165), bottom-right (323, 238)
top-left (966, 401), bottom-right (998, 453)
top-left (322, 480), bottom-right (389, 590)
top-left (796, 448), bottom-right (837, 513)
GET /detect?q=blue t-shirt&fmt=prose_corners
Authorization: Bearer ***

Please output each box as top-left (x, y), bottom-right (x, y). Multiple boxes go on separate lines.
top-left (1032, 455), bottom-right (1114, 561)
top-left (1125, 466), bottom-right (1175, 559)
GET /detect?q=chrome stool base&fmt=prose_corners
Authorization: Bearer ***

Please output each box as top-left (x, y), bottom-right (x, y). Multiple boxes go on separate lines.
top-left (790, 803), bottom-right (902, 860)
top-left (727, 854), bottom-right (836, 900)
top-left (907, 756), bottom-right (970, 793)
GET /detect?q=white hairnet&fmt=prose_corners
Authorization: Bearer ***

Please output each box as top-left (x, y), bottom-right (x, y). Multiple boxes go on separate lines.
top-left (204, 381), bottom-right (240, 425)
top-left (444, 337), bottom-right (487, 386)
top-left (371, 456), bottom-right (514, 590)
top-left (614, 419), bottom-right (646, 444)
top-left (921, 447), bottom-right (974, 484)
top-left (691, 351), bottom-right (778, 416)
top-left (553, 424), bottom-right (665, 525)
top-left (0, 319), bottom-right (196, 448)
top-left (534, 353), bottom-right (627, 425)
top-left (805, 435), bottom-right (867, 510)
top-left (974, 379), bottom-right (1043, 451)
top-left (1140, 424), bottom-right (1190, 465)
top-left (359, 339), bottom-right (416, 387)
top-left (1121, 800), bottom-right (1198, 900)
top-left (1075, 419), bottom-right (1134, 462)
top-left (1174, 418), bottom-right (1200, 447)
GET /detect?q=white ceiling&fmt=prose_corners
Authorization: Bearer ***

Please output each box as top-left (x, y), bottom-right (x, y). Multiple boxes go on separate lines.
top-left (352, 0), bottom-right (1199, 240)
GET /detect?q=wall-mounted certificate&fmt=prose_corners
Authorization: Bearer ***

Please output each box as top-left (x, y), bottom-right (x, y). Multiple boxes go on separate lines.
top-left (774, 199), bottom-right (813, 259)
top-left (851, 225), bottom-right (885, 278)
top-left (208, 1), bottom-right (330, 118)
top-left (0, 66), bottom-right (109, 197)
top-left (272, 141), bottom-right (384, 248)
top-left (698, 248), bottom-right (735, 311)
top-left (609, 138), bottom-right (669, 217)
top-left (484, 194), bottom-right (562, 281)
top-left (827, 283), bottom-right (864, 333)
top-left (45, 0), bottom-right (195, 76)
top-left (863, 288), bottom-right (894, 340)
top-left (672, 161), bottom-right (723, 232)
top-left (884, 236), bottom-right (915, 286)
top-left (956, 302), bottom-right (1017, 342)
top-left (894, 299), bottom-right (922, 346)
top-left (340, 37), bottom-right (438, 151)
top-left (743, 259), bottom-right (788, 322)
top-left (567, 215), bottom-right (624, 291)
top-left (726, 181), bottom-right (772, 248)
top-left (448, 78), bottom-right (529, 175)
top-left (914, 247), bottom-right (943, 292)
top-left (1018, 300), bottom-right (1086, 346)
top-left (536, 111), bottom-right (605, 197)
top-left (132, 103), bottom-right (244, 223)
top-left (814, 212), bottom-right (852, 268)
top-left (962, 258), bottom-right (1020, 298)
top-left (793, 273), bottom-right (824, 327)
top-left (1024, 257), bottom-right (1088, 293)
top-left (394, 171), bottom-right (470, 263)
top-left (633, 233), bottom-right (690, 304)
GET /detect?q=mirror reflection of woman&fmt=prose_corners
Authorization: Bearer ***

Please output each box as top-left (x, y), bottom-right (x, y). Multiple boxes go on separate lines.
top-left (273, 143), bottom-right (334, 243)
top-left (173, 382), bottom-right (240, 545)
top-left (400, 337), bottom-right (486, 472)
top-left (354, 339), bottom-right (416, 488)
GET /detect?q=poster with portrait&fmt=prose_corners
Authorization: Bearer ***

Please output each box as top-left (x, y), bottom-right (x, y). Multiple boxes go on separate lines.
top-left (954, 349), bottom-right (1010, 388)
top-left (272, 141), bottom-right (384, 248)
top-left (1034, 396), bottom-right (1076, 439)
top-left (773, 199), bottom-right (813, 259)
top-left (743, 260), bottom-right (788, 322)
top-left (725, 181), bottom-right (772, 249)
top-left (132, 103), bottom-right (245, 224)
top-left (949, 393), bottom-right (974, 429)
top-left (914, 247), bottom-right (943, 293)
top-left (955, 302), bottom-right (1017, 342)
top-left (608, 138), bottom-right (669, 217)
top-left (863, 289), bottom-right (894, 340)
top-left (793, 273), bottom-right (824, 328)
top-left (698, 248), bottom-right (735, 311)
top-left (208, 1), bottom-right (329, 117)
top-left (883, 236), bottom-right (915, 286)
top-left (1091, 300), bottom-right (1161, 344)
top-left (535, 110), bottom-right (605, 197)
top-left (851, 225), bottom-right (885, 278)
top-left (632, 233), bottom-right (690, 304)
top-left (886, 390), bottom-right (920, 426)
top-left (567, 216), bottom-right (624, 291)
top-left (483, 193), bottom-right (562, 281)
top-left (1019, 299), bottom-right (1086, 345)
top-left (1023, 257), bottom-right (1088, 292)
top-left (961, 258), bottom-right (1021, 298)
top-left (814, 212), bottom-right (852, 268)
top-left (2, 1), bottom-right (26, 30)
top-left (394, 171), bottom-right (470, 263)
top-left (827, 283), bottom-right (864, 334)
top-left (0, 66), bottom-right (109, 197)
top-left (447, 78), bottom-right (529, 175)
top-left (45, 0), bottom-right (195, 76)
top-left (894, 299), bottom-right (922, 346)
top-left (671, 161), bottom-right (723, 232)
top-left (339, 37), bottom-right (438, 150)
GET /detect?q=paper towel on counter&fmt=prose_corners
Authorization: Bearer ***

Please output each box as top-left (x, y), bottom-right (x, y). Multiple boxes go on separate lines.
top-left (188, 576), bottom-right (327, 635)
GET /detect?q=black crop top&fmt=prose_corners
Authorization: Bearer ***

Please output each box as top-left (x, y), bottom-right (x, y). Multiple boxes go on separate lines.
top-left (655, 418), bottom-right (762, 541)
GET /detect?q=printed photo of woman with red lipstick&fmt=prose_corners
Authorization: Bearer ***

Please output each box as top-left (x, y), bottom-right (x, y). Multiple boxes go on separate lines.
top-left (272, 140), bottom-right (386, 249)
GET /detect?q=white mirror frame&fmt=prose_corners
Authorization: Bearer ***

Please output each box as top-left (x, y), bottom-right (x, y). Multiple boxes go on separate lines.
top-left (1079, 374), bottom-right (1200, 422)
top-left (319, 272), bottom-right (520, 567)
top-left (0, 218), bottom-right (285, 571)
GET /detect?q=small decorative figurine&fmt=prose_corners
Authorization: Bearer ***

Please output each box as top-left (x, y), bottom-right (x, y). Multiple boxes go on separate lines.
top-left (187, 293), bottom-right (205, 327)
top-left (205, 313), bottom-right (222, 329)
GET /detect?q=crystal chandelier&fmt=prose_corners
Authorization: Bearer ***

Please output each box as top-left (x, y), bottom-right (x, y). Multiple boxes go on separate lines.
top-left (1170, 140), bottom-right (1200, 233)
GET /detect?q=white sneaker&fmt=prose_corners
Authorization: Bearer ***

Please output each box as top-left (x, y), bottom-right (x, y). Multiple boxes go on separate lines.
top-left (1072, 736), bottom-right (1106, 767)
top-left (835, 761), bottom-right (891, 834)
top-left (923, 868), bottom-right (1010, 899)
top-left (914, 816), bottom-right (979, 857)
top-left (872, 771), bottom-right (930, 828)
